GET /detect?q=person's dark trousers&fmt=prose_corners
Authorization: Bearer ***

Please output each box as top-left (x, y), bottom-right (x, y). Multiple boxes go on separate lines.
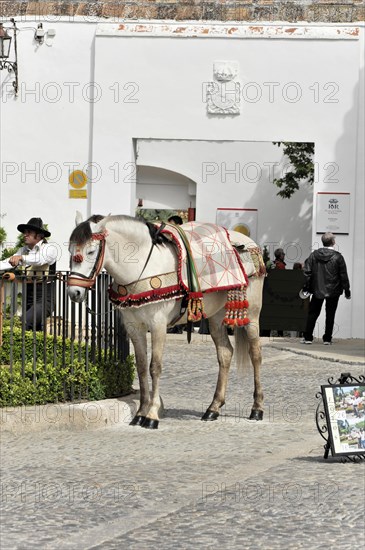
top-left (25, 285), bottom-right (53, 331)
top-left (25, 302), bottom-right (46, 331)
top-left (304, 295), bottom-right (339, 342)
top-left (323, 295), bottom-right (340, 342)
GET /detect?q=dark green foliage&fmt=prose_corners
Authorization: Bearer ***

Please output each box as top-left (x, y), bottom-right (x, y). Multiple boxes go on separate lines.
top-left (262, 245), bottom-right (270, 265)
top-left (0, 232), bottom-right (25, 260)
top-left (97, 354), bottom-right (135, 399)
top-left (0, 360), bottom-right (104, 407)
top-left (136, 208), bottom-right (188, 223)
top-left (0, 226), bottom-right (7, 246)
top-left (136, 208), bottom-right (176, 222)
top-left (262, 245), bottom-right (273, 271)
top-left (0, 326), bottom-right (135, 407)
top-left (273, 142), bottom-right (314, 199)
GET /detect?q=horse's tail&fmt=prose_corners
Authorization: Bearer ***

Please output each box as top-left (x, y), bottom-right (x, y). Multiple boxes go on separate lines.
top-left (234, 327), bottom-right (251, 376)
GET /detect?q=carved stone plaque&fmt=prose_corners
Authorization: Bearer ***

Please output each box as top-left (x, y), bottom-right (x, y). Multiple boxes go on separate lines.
top-left (206, 61), bottom-right (241, 115)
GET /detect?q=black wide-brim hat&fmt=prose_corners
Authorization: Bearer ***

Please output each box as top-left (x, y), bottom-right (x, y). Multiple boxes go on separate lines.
top-left (17, 217), bottom-right (51, 238)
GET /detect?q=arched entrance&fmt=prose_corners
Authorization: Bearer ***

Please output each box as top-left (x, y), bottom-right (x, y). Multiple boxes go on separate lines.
top-left (135, 165), bottom-right (196, 221)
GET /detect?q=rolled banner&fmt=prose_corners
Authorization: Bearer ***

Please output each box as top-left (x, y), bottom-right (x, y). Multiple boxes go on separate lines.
top-left (299, 289), bottom-right (310, 300)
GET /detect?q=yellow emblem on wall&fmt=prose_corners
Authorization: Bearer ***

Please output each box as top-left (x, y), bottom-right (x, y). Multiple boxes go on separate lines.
top-left (232, 223), bottom-right (250, 237)
top-left (69, 170), bottom-right (88, 199)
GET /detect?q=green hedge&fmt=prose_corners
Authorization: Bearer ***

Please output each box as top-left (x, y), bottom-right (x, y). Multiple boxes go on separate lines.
top-left (0, 326), bottom-right (135, 407)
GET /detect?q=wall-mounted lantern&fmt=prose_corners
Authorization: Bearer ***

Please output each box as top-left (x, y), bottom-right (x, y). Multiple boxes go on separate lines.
top-left (34, 23), bottom-right (45, 44)
top-left (0, 18), bottom-right (18, 94)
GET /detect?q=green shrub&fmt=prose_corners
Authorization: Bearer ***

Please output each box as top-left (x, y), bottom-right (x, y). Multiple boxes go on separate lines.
top-left (0, 226), bottom-right (7, 247)
top-left (0, 361), bottom-right (103, 406)
top-left (0, 231), bottom-right (25, 260)
top-left (97, 354), bottom-right (135, 398)
top-left (0, 326), bottom-right (135, 407)
top-left (0, 326), bottom-right (87, 366)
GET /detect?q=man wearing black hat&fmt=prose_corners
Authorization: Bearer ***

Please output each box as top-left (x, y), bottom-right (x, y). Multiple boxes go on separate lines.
top-left (0, 218), bottom-right (57, 331)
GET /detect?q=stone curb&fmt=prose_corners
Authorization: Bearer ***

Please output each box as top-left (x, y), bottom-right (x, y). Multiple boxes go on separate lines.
top-left (0, 394), bottom-right (140, 434)
top-left (264, 343), bottom-right (365, 366)
top-left (166, 334), bottom-right (365, 365)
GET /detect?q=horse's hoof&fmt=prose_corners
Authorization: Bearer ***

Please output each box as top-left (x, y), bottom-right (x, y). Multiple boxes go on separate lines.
top-left (201, 410), bottom-right (219, 421)
top-left (142, 418), bottom-right (159, 430)
top-left (129, 415), bottom-right (146, 426)
top-left (249, 409), bottom-right (263, 421)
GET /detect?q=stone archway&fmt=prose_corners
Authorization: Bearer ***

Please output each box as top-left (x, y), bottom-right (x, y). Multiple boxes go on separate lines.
top-left (135, 165), bottom-right (196, 216)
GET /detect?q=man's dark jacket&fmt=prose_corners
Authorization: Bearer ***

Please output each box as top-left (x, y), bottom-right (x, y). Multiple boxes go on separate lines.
top-left (303, 248), bottom-right (350, 299)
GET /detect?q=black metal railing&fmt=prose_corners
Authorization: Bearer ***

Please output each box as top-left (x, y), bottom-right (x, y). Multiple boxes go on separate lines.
top-left (0, 271), bottom-right (130, 399)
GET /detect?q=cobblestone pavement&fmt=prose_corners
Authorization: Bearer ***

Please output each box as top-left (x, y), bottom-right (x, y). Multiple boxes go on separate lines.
top-left (1, 336), bottom-right (364, 550)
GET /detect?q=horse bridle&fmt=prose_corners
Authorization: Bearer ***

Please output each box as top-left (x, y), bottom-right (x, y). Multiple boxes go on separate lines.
top-left (67, 231), bottom-right (108, 289)
top-left (67, 222), bottom-right (166, 290)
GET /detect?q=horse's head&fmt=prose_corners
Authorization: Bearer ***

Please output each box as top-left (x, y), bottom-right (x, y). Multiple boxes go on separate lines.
top-left (67, 213), bottom-right (107, 303)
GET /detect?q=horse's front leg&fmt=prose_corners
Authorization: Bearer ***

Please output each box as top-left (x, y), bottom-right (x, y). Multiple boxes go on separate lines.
top-left (142, 324), bottom-right (167, 429)
top-left (128, 329), bottom-right (150, 427)
top-left (202, 313), bottom-right (233, 421)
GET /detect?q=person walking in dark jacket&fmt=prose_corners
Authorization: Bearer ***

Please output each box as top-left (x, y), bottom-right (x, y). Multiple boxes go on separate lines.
top-left (301, 232), bottom-right (351, 344)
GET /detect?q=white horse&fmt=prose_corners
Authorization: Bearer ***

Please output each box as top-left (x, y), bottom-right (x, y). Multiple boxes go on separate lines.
top-left (67, 214), bottom-right (265, 429)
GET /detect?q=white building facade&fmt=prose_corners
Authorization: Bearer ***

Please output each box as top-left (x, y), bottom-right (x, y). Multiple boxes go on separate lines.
top-left (0, 16), bottom-right (364, 338)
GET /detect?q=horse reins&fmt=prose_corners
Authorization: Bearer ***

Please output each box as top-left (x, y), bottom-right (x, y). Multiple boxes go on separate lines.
top-left (135, 222), bottom-right (166, 284)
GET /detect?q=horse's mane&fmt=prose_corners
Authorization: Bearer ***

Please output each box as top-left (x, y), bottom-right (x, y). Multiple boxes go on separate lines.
top-left (88, 214), bottom-right (105, 224)
top-left (70, 214), bottom-right (167, 246)
top-left (70, 215), bottom-right (105, 245)
top-left (145, 221), bottom-right (168, 244)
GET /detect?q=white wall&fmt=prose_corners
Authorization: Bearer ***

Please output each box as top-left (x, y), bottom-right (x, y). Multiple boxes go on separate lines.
top-left (0, 20), bottom-right (96, 267)
top-left (136, 139), bottom-right (313, 267)
top-left (136, 166), bottom-right (195, 210)
top-left (1, 18), bottom-right (364, 338)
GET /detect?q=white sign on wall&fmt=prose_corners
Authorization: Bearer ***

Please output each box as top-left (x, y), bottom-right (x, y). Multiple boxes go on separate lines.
top-left (316, 192), bottom-right (350, 234)
top-left (216, 208), bottom-right (258, 242)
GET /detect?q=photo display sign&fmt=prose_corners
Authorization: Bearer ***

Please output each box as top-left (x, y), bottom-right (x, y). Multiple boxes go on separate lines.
top-left (316, 192), bottom-right (350, 234)
top-left (321, 383), bottom-right (365, 458)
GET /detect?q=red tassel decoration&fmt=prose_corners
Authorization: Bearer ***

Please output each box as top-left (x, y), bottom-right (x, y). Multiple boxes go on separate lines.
top-left (222, 287), bottom-right (250, 327)
top-left (187, 295), bottom-right (206, 322)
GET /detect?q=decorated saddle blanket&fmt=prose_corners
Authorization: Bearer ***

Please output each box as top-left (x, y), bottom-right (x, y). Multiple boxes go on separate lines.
top-left (161, 222), bottom-right (248, 295)
top-left (108, 222), bottom-right (265, 325)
